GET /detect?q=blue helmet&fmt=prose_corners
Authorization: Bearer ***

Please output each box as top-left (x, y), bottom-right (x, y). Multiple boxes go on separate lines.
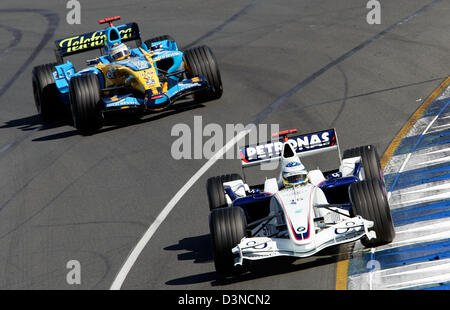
top-left (105, 42), bottom-right (130, 61)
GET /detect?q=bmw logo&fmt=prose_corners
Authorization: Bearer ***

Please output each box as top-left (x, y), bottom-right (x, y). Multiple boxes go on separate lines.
top-left (286, 162), bottom-right (301, 168)
top-left (297, 226), bottom-right (306, 233)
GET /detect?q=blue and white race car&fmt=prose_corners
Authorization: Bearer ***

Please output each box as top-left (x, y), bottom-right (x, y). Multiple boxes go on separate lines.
top-left (207, 128), bottom-right (395, 277)
top-left (32, 16), bottom-right (222, 134)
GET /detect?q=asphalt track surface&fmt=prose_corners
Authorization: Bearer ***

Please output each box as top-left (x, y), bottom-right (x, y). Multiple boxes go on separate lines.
top-left (0, 0), bottom-right (449, 289)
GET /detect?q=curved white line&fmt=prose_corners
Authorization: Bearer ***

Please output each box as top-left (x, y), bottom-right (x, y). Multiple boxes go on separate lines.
top-left (110, 125), bottom-right (254, 289)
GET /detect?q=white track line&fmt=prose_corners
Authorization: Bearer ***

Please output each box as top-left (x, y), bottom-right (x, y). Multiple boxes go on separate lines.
top-left (411, 155), bottom-right (450, 166)
top-left (396, 219), bottom-right (450, 234)
top-left (110, 125), bottom-right (255, 290)
top-left (393, 182), bottom-right (450, 196)
top-left (430, 123), bottom-right (450, 130)
top-left (390, 191), bottom-right (450, 207)
top-left (391, 230), bottom-right (450, 246)
top-left (423, 147), bottom-right (450, 155)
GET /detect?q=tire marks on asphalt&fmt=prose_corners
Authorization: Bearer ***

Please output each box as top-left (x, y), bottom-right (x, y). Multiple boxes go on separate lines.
top-left (0, 24), bottom-right (22, 57)
top-left (251, 0), bottom-right (442, 125)
top-left (330, 62), bottom-right (349, 127)
top-left (0, 9), bottom-right (59, 155)
top-left (182, 0), bottom-right (261, 50)
top-left (272, 77), bottom-right (447, 116)
top-left (0, 9), bottom-right (59, 99)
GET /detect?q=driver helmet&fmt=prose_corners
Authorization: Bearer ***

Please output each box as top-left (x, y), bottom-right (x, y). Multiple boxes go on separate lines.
top-left (282, 161), bottom-right (308, 186)
top-left (106, 42), bottom-right (130, 61)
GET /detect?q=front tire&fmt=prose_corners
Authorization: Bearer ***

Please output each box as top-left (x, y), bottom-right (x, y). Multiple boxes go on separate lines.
top-left (183, 45), bottom-right (223, 103)
top-left (209, 206), bottom-right (247, 276)
top-left (349, 179), bottom-right (395, 247)
top-left (206, 174), bottom-right (242, 211)
top-left (343, 145), bottom-right (384, 184)
top-left (69, 74), bottom-right (103, 135)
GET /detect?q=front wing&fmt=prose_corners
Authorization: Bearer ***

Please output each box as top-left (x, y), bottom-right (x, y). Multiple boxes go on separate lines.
top-left (232, 216), bottom-right (375, 266)
top-left (102, 76), bottom-right (208, 111)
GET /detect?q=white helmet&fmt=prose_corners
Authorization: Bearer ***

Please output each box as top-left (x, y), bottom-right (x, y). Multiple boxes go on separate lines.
top-left (281, 161), bottom-right (308, 186)
top-left (279, 140), bottom-right (308, 187)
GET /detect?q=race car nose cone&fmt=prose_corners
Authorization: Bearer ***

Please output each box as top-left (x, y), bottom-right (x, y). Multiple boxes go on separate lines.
top-left (144, 90), bottom-right (170, 110)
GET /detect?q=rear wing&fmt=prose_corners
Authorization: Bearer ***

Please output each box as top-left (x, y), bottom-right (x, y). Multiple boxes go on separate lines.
top-left (54, 22), bottom-right (141, 63)
top-left (239, 128), bottom-right (340, 168)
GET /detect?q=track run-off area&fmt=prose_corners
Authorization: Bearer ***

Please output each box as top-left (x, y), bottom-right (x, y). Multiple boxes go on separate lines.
top-left (348, 78), bottom-right (450, 290)
top-left (0, 0), bottom-right (449, 289)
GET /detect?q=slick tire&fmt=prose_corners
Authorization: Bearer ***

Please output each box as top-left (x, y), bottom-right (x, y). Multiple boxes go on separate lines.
top-left (207, 174), bottom-right (242, 211)
top-left (209, 206), bottom-right (247, 277)
top-left (183, 45), bottom-right (223, 103)
top-left (69, 74), bottom-right (103, 135)
top-left (343, 145), bottom-right (384, 184)
top-left (144, 35), bottom-right (175, 50)
top-left (32, 63), bottom-right (63, 123)
top-left (349, 179), bottom-right (395, 248)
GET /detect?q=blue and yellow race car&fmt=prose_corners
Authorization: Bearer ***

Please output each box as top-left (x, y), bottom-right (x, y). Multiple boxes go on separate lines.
top-left (32, 16), bottom-right (223, 134)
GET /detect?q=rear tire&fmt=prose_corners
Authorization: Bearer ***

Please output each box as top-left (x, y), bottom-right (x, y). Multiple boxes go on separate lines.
top-left (209, 206), bottom-right (247, 276)
top-left (32, 63), bottom-right (62, 123)
top-left (343, 145), bottom-right (384, 184)
top-left (69, 74), bottom-right (103, 135)
top-left (207, 174), bottom-right (242, 211)
top-left (183, 45), bottom-right (223, 103)
top-left (349, 179), bottom-right (395, 247)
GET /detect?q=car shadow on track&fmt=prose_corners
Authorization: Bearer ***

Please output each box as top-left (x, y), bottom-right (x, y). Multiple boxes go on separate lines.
top-left (0, 114), bottom-right (69, 131)
top-left (2, 99), bottom-right (205, 142)
top-left (165, 233), bottom-right (352, 287)
top-left (91, 99), bottom-right (206, 137)
top-left (164, 234), bottom-right (213, 264)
